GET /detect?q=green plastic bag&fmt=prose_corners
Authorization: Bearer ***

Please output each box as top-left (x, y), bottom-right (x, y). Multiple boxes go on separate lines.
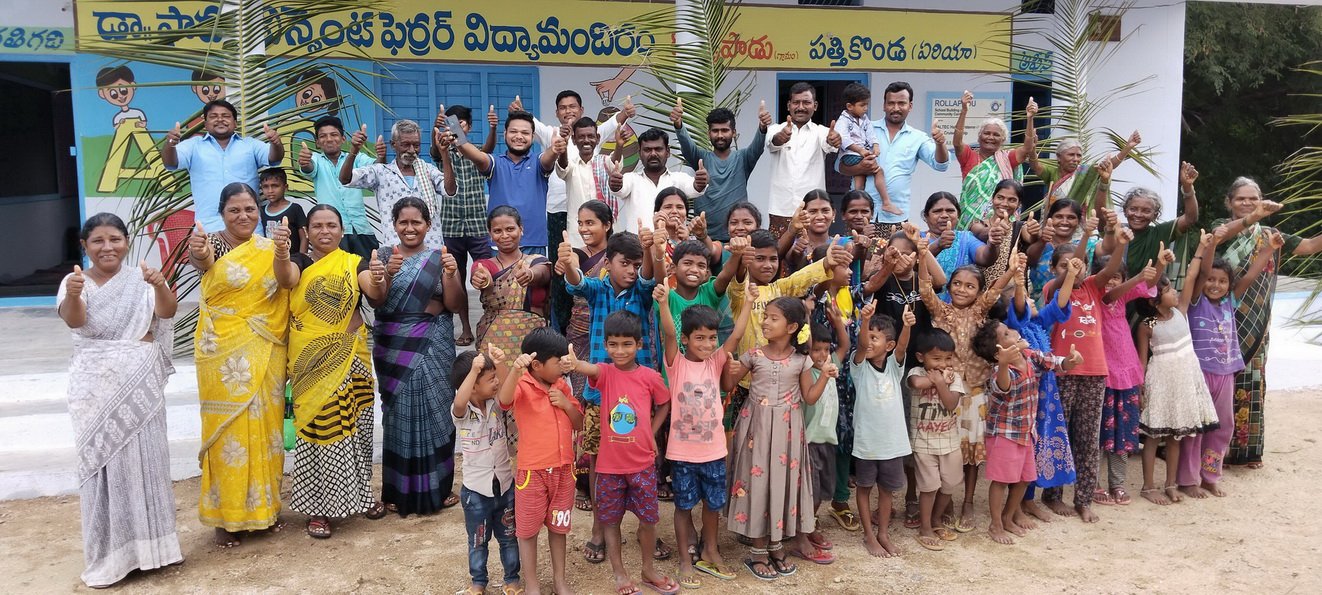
top-left (283, 382), bottom-right (296, 451)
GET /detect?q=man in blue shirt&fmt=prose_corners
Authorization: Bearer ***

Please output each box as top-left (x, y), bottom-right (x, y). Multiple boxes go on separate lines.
top-left (162, 99), bottom-right (283, 231)
top-left (452, 110), bottom-right (561, 254)
top-left (838, 81), bottom-right (949, 232)
top-left (297, 115), bottom-right (383, 259)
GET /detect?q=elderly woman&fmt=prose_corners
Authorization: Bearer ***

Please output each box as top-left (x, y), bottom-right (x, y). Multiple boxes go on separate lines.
top-left (58, 213), bottom-right (181, 587)
top-left (1098, 162), bottom-right (1202, 281)
top-left (189, 182), bottom-right (290, 548)
top-left (952, 91), bottom-right (1037, 229)
top-left (373, 197), bottom-right (466, 515)
top-left (1205, 179), bottom-right (1322, 469)
top-left (284, 205), bottom-right (390, 538)
top-left (1026, 133), bottom-right (1140, 208)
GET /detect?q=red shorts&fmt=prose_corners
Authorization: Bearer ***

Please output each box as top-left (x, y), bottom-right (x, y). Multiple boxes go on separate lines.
top-left (985, 435), bottom-right (1037, 484)
top-left (514, 464), bottom-right (575, 539)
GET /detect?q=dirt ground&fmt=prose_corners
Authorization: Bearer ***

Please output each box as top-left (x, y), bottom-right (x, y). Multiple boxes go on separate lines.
top-left (3, 389), bottom-right (1319, 594)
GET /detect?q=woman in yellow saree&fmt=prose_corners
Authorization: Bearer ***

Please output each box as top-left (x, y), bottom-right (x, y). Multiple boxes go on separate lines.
top-left (285, 205), bottom-right (388, 538)
top-left (189, 182), bottom-right (291, 548)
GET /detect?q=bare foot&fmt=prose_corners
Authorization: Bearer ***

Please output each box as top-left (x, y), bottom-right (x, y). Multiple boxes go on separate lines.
top-left (1076, 505), bottom-right (1099, 523)
top-left (1045, 499), bottom-right (1074, 517)
top-left (1002, 516), bottom-right (1027, 537)
top-left (1245, 461), bottom-right (1263, 470)
top-left (214, 528), bottom-right (240, 548)
top-left (864, 534), bottom-right (891, 558)
top-left (1012, 510), bottom-right (1038, 530)
top-left (882, 202), bottom-right (905, 216)
top-left (877, 533), bottom-right (901, 557)
top-left (1179, 485), bottom-right (1208, 499)
top-left (1165, 486), bottom-right (1184, 503)
top-left (554, 579), bottom-right (575, 595)
top-left (959, 500), bottom-right (975, 523)
top-left (1022, 500), bottom-right (1054, 523)
top-left (1202, 481), bottom-right (1227, 497)
top-left (1141, 488), bottom-right (1170, 506)
top-left (988, 524), bottom-right (1015, 545)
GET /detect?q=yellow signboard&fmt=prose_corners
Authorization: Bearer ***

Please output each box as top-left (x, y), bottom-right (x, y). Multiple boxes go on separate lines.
top-left (76, 1), bottom-right (1009, 72)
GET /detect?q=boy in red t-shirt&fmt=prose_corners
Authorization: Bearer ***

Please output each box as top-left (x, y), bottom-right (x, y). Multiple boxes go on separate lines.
top-left (497, 327), bottom-right (584, 595)
top-left (562, 311), bottom-right (677, 595)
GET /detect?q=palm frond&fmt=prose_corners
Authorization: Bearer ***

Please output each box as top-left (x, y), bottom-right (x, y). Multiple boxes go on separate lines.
top-left (1270, 61), bottom-right (1322, 329)
top-left (614, 0), bottom-right (756, 155)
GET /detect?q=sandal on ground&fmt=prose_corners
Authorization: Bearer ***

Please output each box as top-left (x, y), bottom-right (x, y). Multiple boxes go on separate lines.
top-left (743, 559), bottom-right (778, 581)
top-left (443, 493), bottom-right (461, 509)
top-left (455, 586), bottom-right (484, 595)
top-left (583, 540), bottom-right (606, 564)
top-left (653, 539), bottom-right (674, 561)
top-left (614, 583), bottom-right (642, 595)
top-left (806, 532), bottom-right (833, 550)
top-left (306, 517), bottom-right (332, 539)
top-left (1092, 487), bottom-right (1116, 506)
top-left (829, 507), bottom-right (861, 532)
top-left (501, 584), bottom-right (525, 595)
top-left (694, 560), bottom-right (736, 581)
top-left (574, 492), bottom-right (594, 512)
top-left (768, 555), bottom-right (797, 576)
top-left (214, 528), bottom-right (241, 548)
top-left (934, 527), bottom-right (959, 542)
top-left (942, 515), bottom-right (974, 534)
top-left (903, 513), bottom-right (921, 529)
top-left (364, 501), bottom-right (388, 520)
top-left (641, 575), bottom-right (680, 595)
top-left (789, 546), bottom-right (834, 565)
top-left (914, 534), bottom-right (945, 552)
top-left (657, 483), bottom-right (674, 502)
top-left (677, 574), bottom-right (701, 590)
top-left (456, 334), bottom-right (475, 347)
top-left (1111, 487), bottom-right (1132, 505)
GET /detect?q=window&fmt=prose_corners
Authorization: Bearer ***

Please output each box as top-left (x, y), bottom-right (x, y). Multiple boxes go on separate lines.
top-left (375, 64), bottom-right (538, 160)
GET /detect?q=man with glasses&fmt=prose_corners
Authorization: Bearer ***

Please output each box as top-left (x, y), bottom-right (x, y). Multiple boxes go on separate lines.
top-left (163, 99), bottom-right (284, 231)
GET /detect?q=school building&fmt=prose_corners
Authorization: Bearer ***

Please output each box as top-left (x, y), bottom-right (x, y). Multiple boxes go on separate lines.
top-left (0, 0), bottom-right (1207, 305)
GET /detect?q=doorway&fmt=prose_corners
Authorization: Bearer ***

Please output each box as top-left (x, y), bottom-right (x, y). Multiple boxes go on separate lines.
top-left (0, 61), bottom-right (78, 299)
top-left (775, 74), bottom-right (867, 197)
top-left (1011, 77), bottom-right (1053, 212)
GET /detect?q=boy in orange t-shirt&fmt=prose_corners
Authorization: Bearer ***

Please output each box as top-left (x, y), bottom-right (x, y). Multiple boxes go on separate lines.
top-left (497, 327), bottom-right (584, 595)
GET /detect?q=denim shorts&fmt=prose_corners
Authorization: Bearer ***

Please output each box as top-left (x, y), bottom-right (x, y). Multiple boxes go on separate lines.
top-left (670, 459), bottom-right (727, 511)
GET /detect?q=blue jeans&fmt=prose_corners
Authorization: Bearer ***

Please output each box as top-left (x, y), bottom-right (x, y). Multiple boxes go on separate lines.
top-left (461, 486), bottom-right (520, 587)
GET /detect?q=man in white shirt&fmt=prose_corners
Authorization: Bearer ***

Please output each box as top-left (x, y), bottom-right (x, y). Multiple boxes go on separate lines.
top-left (556, 117), bottom-right (617, 249)
top-left (608, 128), bottom-right (709, 234)
top-left (765, 82), bottom-right (843, 237)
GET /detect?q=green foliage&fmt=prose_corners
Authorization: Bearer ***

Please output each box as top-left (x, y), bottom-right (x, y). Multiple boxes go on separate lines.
top-left (1180, 2), bottom-right (1322, 279)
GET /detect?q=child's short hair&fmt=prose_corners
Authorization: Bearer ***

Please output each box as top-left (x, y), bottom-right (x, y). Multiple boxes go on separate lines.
top-left (521, 327), bottom-right (569, 363)
top-left (1135, 275), bottom-right (1173, 321)
top-left (971, 319), bottom-right (1004, 364)
top-left (259, 167), bottom-right (287, 185)
top-left (671, 239), bottom-right (710, 264)
top-left (810, 321), bottom-right (834, 345)
top-left (1210, 258), bottom-right (1235, 282)
top-left (950, 264), bottom-right (986, 292)
top-left (451, 349), bottom-right (495, 388)
top-left (1050, 243), bottom-right (1077, 269)
top-left (606, 231), bottom-right (643, 261)
top-left (749, 229), bottom-right (777, 250)
top-left (680, 305), bottom-right (721, 336)
top-left (604, 311), bottom-right (642, 340)
top-left (843, 82), bottom-right (871, 105)
top-left (868, 314), bottom-right (898, 341)
top-left (1091, 253), bottom-right (1123, 277)
top-left (810, 243), bottom-right (829, 261)
top-left (914, 328), bottom-right (956, 354)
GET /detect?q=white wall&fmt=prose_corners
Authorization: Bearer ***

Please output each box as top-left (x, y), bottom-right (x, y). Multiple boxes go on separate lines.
top-left (0, 0), bottom-right (73, 27)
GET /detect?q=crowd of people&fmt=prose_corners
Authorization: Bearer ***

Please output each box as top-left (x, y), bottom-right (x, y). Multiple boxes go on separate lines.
top-left (57, 79), bottom-right (1322, 592)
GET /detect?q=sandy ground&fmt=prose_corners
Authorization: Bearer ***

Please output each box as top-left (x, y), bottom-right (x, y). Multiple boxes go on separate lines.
top-left (3, 389), bottom-right (1320, 594)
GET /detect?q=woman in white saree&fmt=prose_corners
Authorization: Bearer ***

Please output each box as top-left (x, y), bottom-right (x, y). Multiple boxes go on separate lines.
top-left (57, 213), bottom-right (182, 588)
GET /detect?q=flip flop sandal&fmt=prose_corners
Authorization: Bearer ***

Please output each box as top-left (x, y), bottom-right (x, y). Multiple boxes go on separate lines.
top-left (653, 539), bottom-right (674, 561)
top-left (942, 516), bottom-right (974, 534)
top-left (615, 583), bottom-right (642, 595)
top-left (789, 546), bottom-right (834, 565)
top-left (768, 556), bottom-right (797, 576)
top-left (694, 560), bottom-right (736, 581)
top-left (828, 507), bottom-right (862, 531)
top-left (574, 492), bottom-right (594, 512)
top-left (1111, 487), bottom-right (1132, 505)
top-left (903, 513), bottom-right (922, 529)
top-left (657, 484), bottom-right (675, 502)
top-left (456, 335), bottom-right (475, 347)
top-left (442, 493), bottom-right (461, 509)
top-left (641, 576), bottom-right (680, 595)
top-left (934, 527), bottom-right (959, 542)
top-left (583, 540), bottom-right (606, 564)
top-left (743, 559), bottom-right (778, 581)
top-left (914, 535), bottom-right (945, 552)
top-left (735, 534), bottom-right (754, 547)
top-left (455, 587), bottom-right (485, 595)
top-left (501, 584), bottom-right (525, 595)
top-left (806, 533), bottom-right (834, 550)
top-left (678, 574), bottom-right (702, 590)
top-left (1092, 487), bottom-right (1116, 505)
top-left (306, 518), bottom-right (332, 539)
top-left (364, 501), bottom-right (388, 520)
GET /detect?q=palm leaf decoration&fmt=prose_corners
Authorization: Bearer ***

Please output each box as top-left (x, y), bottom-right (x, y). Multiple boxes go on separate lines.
top-left (77, 0), bottom-right (389, 356)
top-left (617, 0), bottom-right (756, 154)
top-left (1270, 61), bottom-right (1322, 329)
top-left (990, 0), bottom-right (1160, 211)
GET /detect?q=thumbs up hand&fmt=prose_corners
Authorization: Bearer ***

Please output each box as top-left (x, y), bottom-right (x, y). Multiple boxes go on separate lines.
top-left (263, 123), bottom-right (280, 144)
top-left (374, 134), bottom-right (387, 158)
top-left (368, 249), bottom-right (386, 284)
top-left (669, 96), bottom-right (684, 130)
top-left (772, 117), bottom-right (793, 145)
top-left (509, 94), bottom-right (523, 113)
top-left (826, 120), bottom-right (842, 148)
top-left (189, 221), bottom-right (212, 260)
top-left (758, 99), bottom-right (772, 129)
top-left (608, 156), bottom-right (625, 191)
top-left (694, 158), bottom-right (708, 191)
top-left (167, 121), bottom-right (182, 146)
top-left (552, 126), bottom-right (568, 155)
top-left (930, 119), bottom-right (946, 145)
top-left (386, 248), bottom-right (404, 277)
top-left (621, 94), bottom-right (636, 120)
top-left (67, 264), bottom-right (85, 297)
top-left (140, 259), bottom-right (167, 288)
top-left (557, 230), bottom-right (578, 274)
top-left (1066, 343), bottom-right (1084, 369)
top-left (350, 123), bottom-right (367, 151)
top-left (273, 216), bottom-right (292, 261)
top-left (298, 141), bottom-right (313, 169)
top-left (513, 257), bottom-right (533, 287)
top-left (487, 104), bottom-right (498, 129)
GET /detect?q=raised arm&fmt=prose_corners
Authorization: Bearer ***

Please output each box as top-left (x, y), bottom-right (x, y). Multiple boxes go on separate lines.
top-left (777, 206), bottom-right (805, 260)
top-left (481, 105), bottom-right (499, 154)
top-left (339, 124), bottom-right (369, 185)
top-left (161, 122), bottom-right (182, 169)
top-left (1236, 230), bottom-right (1281, 298)
top-left (57, 268), bottom-right (87, 328)
top-left (540, 127), bottom-right (567, 173)
top-left (262, 123), bottom-right (285, 167)
top-left (272, 217), bottom-right (300, 289)
top-left (713, 236), bottom-right (747, 295)
top-left (722, 278), bottom-right (758, 354)
top-left (1174, 161), bottom-right (1201, 234)
top-left (952, 90), bottom-right (972, 156)
top-left (1108, 130), bottom-right (1141, 169)
top-left (1056, 256), bottom-right (1084, 309)
top-left (824, 296), bottom-right (852, 364)
top-left (655, 285), bottom-right (679, 368)
top-left (894, 305), bottom-right (915, 366)
top-left (1093, 226), bottom-right (1131, 289)
top-left (452, 351), bottom-right (491, 418)
top-left (853, 300), bottom-right (877, 365)
top-left (801, 358), bottom-right (836, 405)
top-left (558, 232), bottom-right (583, 286)
top-left (358, 249), bottom-right (387, 304)
top-left (441, 247), bottom-right (466, 313)
top-left (1011, 97), bottom-right (1038, 165)
top-left (432, 127), bottom-right (458, 196)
